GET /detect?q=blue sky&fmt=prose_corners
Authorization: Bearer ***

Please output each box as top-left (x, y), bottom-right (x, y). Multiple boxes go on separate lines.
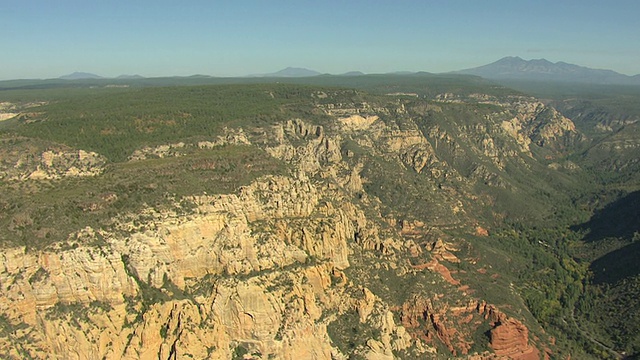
top-left (2, 1), bottom-right (639, 79)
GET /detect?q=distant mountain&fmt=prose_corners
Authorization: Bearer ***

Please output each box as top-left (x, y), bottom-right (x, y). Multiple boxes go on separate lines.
top-left (340, 71), bottom-right (365, 76)
top-left (185, 74), bottom-right (213, 78)
top-left (59, 72), bottom-right (103, 80)
top-left (454, 56), bottom-right (640, 85)
top-left (116, 74), bottom-right (145, 79)
top-left (386, 71), bottom-right (416, 75)
top-left (250, 67), bottom-right (322, 78)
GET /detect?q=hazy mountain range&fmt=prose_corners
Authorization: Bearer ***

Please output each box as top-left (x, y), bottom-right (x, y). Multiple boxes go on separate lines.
top-left (56, 57), bottom-right (640, 85)
top-left (247, 67), bottom-right (323, 78)
top-left (59, 72), bottom-right (104, 80)
top-left (453, 56), bottom-right (640, 85)
top-left (59, 72), bottom-right (144, 80)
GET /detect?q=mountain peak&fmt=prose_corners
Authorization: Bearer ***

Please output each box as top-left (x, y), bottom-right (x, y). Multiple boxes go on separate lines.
top-left (271, 67), bottom-right (322, 77)
top-left (116, 74), bottom-right (144, 79)
top-left (455, 57), bottom-right (639, 85)
top-left (340, 71), bottom-right (365, 76)
top-left (247, 67), bottom-right (321, 78)
top-left (498, 56), bottom-right (524, 62)
top-left (59, 72), bottom-right (103, 80)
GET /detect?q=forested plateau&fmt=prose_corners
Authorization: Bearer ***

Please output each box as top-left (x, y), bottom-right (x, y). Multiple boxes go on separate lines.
top-left (0, 75), bottom-right (638, 359)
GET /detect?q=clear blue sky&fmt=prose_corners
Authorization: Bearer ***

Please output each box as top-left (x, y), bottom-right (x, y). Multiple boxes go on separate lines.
top-left (2, 0), bottom-right (639, 79)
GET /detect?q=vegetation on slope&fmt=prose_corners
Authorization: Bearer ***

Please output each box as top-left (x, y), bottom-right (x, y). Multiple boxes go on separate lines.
top-left (9, 85), bottom-right (323, 162)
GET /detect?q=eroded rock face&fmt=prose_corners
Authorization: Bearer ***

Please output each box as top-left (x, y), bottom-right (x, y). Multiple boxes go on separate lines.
top-left (476, 302), bottom-right (541, 360)
top-left (490, 318), bottom-right (539, 360)
top-left (503, 101), bottom-right (582, 153)
top-left (0, 245), bottom-right (137, 320)
top-left (266, 119), bottom-right (342, 174)
top-left (397, 296), bottom-right (543, 358)
top-left (339, 114), bottom-right (380, 131)
top-left (106, 173), bottom-right (358, 291)
top-left (0, 166), bottom-right (376, 359)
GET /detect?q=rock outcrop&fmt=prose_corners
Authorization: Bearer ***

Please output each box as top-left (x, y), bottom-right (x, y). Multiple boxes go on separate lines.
top-left (0, 137), bottom-right (106, 181)
top-left (477, 302), bottom-right (541, 360)
top-left (502, 101), bottom-right (582, 153)
top-left (490, 318), bottom-right (539, 360)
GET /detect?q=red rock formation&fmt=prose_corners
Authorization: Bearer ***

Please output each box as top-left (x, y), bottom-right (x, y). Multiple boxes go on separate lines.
top-left (400, 295), bottom-right (431, 329)
top-left (400, 297), bottom-right (476, 356)
top-left (430, 238), bottom-right (461, 263)
top-left (412, 258), bottom-right (461, 285)
top-left (477, 303), bottom-right (540, 360)
top-left (490, 319), bottom-right (529, 356)
top-left (399, 296), bottom-right (542, 359)
top-left (430, 313), bottom-right (457, 355)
